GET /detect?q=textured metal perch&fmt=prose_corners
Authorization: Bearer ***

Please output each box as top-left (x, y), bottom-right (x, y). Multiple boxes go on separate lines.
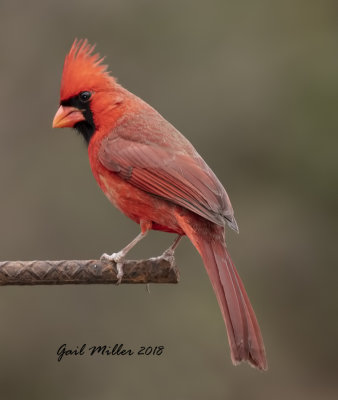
top-left (0, 258), bottom-right (179, 285)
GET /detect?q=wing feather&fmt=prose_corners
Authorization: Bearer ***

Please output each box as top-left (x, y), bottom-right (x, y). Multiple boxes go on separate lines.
top-left (98, 112), bottom-right (238, 230)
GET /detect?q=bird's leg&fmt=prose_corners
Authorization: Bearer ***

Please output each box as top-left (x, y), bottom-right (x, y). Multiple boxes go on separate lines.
top-left (100, 230), bottom-right (149, 284)
top-left (162, 235), bottom-right (183, 259)
top-left (146, 235), bottom-right (182, 293)
top-left (150, 235), bottom-right (183, 264)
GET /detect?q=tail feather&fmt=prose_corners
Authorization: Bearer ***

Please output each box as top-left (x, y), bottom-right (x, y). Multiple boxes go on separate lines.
top-left (226, 248), bottom-right (267, 369)
top-left (186, 226), bottom-right (267, 370)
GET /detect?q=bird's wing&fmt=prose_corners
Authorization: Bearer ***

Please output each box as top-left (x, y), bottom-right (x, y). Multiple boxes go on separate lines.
top-left (98, 115), bottom-right (238, 230)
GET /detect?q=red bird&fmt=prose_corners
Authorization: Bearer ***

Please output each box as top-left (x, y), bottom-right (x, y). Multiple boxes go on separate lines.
top-left (53, 39), bottom-right (267, 370)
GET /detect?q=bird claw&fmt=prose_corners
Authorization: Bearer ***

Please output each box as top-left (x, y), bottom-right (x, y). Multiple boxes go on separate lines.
top-left (100, 252), bottom-right (125, 284)
top-left (100, 251), bottom-right (124, 263)
top-left (115, 262), bottom-right (124, 285)
top-left (150, 250), bottom-right (175, 267)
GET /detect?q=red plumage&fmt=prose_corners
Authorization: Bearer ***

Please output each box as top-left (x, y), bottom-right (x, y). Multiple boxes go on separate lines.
top-left (53, 39), bottom-right (267, 370)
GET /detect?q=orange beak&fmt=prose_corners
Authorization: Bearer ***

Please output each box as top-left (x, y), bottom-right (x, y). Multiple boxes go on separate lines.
top-left (52, 105), bottom-right (86, 128)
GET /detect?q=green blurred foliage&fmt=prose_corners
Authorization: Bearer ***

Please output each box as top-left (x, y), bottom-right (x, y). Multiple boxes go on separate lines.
top-left (0, 0), bottom-right (337, 399)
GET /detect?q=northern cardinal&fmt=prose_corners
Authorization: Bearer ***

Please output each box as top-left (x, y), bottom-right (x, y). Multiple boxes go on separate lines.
top-left (53, 39), bottom-right (267, 370)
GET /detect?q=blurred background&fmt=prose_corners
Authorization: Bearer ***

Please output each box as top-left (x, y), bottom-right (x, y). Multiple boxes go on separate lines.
top-left (0, 0), bottom-right (337, 399)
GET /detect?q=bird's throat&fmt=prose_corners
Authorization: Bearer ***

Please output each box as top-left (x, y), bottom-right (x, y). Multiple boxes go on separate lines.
top-left (74, 120), bottom-right (95, 145)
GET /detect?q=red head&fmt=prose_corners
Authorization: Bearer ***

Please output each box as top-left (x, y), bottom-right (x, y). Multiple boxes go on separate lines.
top-left (53, 39), bottom-right (124, 143)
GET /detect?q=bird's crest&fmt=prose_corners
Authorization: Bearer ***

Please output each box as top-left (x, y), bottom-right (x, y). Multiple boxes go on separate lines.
top-left (60, 39), bottom-right (115, 101)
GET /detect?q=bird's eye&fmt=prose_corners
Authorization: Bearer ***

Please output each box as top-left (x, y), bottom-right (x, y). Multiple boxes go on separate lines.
top-left (79, 91), bottom-right (92, 103)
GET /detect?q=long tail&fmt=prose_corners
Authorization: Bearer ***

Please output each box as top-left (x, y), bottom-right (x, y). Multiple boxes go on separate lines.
top-left (180, 218), bottom-right (267, 370)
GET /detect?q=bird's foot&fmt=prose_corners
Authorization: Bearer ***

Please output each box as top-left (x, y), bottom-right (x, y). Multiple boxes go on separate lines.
top-left (100, 252), bottom-right (125, 285)
top-left (150, 249), bottom-right (175, 267)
